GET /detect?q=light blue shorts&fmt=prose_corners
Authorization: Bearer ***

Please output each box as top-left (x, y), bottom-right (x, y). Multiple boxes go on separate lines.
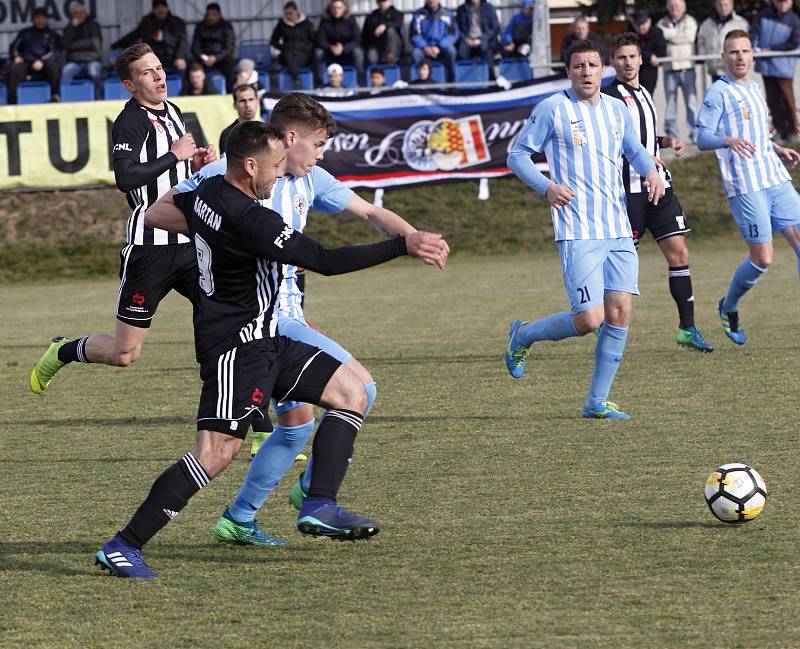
top-left (557, 238), bottom-right (639, 314)
top-left (729, 181), bottom-right (800, 244)
top-left (273, 315), bottom-right (352, 414)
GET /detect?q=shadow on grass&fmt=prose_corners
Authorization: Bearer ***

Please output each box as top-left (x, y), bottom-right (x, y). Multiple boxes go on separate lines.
top-left (616, 521), bottom-right (723, 530)
top-left (0, 540), bottom-right (317, 576)
top-left (24, 415), bottom-right (192, 428)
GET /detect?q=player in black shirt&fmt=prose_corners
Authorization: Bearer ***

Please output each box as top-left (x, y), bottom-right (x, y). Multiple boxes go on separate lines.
top-left (602, 34), bottom-right (713, 352)
top-left (30, 44), bottom-right (217, 394)
top-left (95, 122), bottom-right (448, 578)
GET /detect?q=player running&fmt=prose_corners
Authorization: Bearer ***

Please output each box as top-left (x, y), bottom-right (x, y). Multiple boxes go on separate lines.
top-left (504, 39), bottom-right (665, 420)
top-left (95, 122), bottom-right (448, 578)
top-left (696, 30), bottom-right (800, 345)
top-left (29, 44), bottom-right (216, 393)
top-left (603, 33), bottom-right (713, 352)
top-left (144, 92), bottom-right (449, 545)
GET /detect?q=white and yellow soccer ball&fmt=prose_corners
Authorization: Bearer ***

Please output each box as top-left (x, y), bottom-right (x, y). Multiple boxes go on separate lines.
top-left (704, 463), bottom-right (767, 524)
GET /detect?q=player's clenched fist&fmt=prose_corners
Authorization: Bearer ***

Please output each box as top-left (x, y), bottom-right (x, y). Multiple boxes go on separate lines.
top-left (405, 231), bottom-right (449, 270)
top-left (171, 133), bottom-right (198, 161)
top-left (546, 183), bottom-right (575, 209)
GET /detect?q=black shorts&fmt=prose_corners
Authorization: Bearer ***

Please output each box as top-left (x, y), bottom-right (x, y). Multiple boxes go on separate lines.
top-left (116, 244), bottom-right (197, 327)
top-left (626, 187), bottom-right (690, 247)
top-left (196, 336), bottom-right (342, 438)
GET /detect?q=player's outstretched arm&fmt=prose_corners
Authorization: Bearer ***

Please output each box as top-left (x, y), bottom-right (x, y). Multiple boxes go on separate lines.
top-left (344, 194), bottom-right (451, 266)
top-left (144, 188), bottom-right (190, 234)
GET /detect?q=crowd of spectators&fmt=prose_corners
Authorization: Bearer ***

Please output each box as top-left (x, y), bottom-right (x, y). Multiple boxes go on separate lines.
top-left (2, 0), bottom-right (799, 144)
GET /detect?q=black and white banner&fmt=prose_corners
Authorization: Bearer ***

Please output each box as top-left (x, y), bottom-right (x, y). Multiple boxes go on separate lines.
top-left (262, 75), bottom-right (597, 189)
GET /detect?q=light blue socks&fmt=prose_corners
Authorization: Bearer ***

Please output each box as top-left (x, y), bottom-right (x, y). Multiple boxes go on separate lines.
top-left (517, 311), bottom-right (580, 347)
top-left (228, 418), bottom-right (315, 523)
top-left (723, 258), bottom-right (766, 313)
top-left (585, 323), bottom-right (629, 407)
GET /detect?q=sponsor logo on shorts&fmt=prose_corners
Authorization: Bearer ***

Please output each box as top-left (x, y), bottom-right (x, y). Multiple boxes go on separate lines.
top-left (132, 292), bottom-right (145, 306)
top-left (251, 387), bottom-right (265, 406)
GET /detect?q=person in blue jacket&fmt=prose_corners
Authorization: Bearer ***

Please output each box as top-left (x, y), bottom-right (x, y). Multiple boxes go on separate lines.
top-left (456, 0), bottom-right (499, 75)
top-left (411, 0), bottom-right (460, 80)
top-left (750, 0), bottom-right (800, 141)
top-left (7, 7), bottom-right (61, 104)
top-left (502, 0), bottom-right (534, 58)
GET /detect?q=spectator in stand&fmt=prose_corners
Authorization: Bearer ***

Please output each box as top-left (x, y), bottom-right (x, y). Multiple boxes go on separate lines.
top-left (180, 61), bottom-right (218, 95)
top-left (751, 0), bottom-right (800, 142)
top-left (456, 0), bottom-right (499, 74)
top-left (319, 62), bottom-right (354, 96)
top-left (271, 1), bottom-right (316, 88)
top-left (362, 0), bottom-right (404, 65)
top-left (628, 9), bottom-right (666, 94)
top-left (410, 0), bottom-right (460, 81)
top-left (560, 16), bottom-right (608, 64)
top-left (316, 0), bottom-right (364, 83)
top-left (410, 59), bottom-right (432, 84)
top-left (7, 8), bottom-right (61, 104)
top-left (191, 3), bottom-right (237, 92)
top-left (218, 84), bottom-right (260, 154)
top-left (697, 0), bottom-right (749, 83)
top-left (61, 1), bottom-right (103, 97)
top-left (657, 0), bottom-right (698, 141)
top-left (501, 0), bottom-right (533, 58)
top-left (112, 0), bottom-right (188, 74)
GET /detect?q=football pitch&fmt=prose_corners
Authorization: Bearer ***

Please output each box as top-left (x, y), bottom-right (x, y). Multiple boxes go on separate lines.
top-left (2, 238), bottom-right (799, 648)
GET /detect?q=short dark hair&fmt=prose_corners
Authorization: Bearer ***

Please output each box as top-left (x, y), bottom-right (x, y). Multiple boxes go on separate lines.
top-left (724, 29), bottom-right (750, 44)
top-left (232, 83), bottom-right (257, 103)
top-left (115, 43), bottom-right (155, 81)
top-left (371, 67), bottom-right (385, 76)
top-left (206, 2), bottom-right (221, 12)
top-left (565, 39), bottom-right (605, 68)
top-left (269, 92), bottom-right (337, 138)
top-left (226, 122), bottom-right (284, 166)
top-left (612, 32), bottom-right (641, 54)
top-left (283, 1), bottom-right (298, 9)
top-left (188, 61), bottom-right (204, 74)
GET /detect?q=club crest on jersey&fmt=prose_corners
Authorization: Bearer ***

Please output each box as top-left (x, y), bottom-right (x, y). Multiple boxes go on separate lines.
top-left (624, 95), bottom-right (636, 106)
top-left (293, 193), bottom-right (308, 216)
top-left (610, 124), bottom-right (621, 141)
top-left (571, 127), bottom-right (586, 147)
top-left (738, 99), bottom-right (751, 120)
top-left (149, 119), bottom-right (165, 134)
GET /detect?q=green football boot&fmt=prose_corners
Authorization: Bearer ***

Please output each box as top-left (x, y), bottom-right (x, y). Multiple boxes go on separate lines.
top-left (250, 430), bottom-right (270, 457)
top-left (289, 473), bottom-right (308, 511)
top-left (30, 336), bottom-right (70, 395)
top-left (676, 326), bottom-right (714, 353)
top-left (213, 508), bottom-right (287, 546)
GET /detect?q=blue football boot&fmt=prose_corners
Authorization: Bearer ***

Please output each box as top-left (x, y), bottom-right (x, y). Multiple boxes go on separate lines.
top-left (718, 298), bottom-right (747, 345)
top-left (95, 533), bottom-right (158, 579)
top-left (504, 320), bottom-right (529, 379)
top-left (297, 499), bottom-right (380, 541)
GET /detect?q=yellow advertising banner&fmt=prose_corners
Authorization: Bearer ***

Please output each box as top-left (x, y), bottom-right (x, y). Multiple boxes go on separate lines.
top-left (0, 95), bottom-right (236, 191)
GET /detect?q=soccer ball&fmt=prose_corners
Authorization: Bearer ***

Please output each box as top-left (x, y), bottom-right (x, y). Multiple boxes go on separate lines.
top-left (704, 463), bottom-right (767, 524)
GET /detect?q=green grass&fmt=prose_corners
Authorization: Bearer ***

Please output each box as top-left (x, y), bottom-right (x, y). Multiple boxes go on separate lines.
top-left (2, 148), bottom-right (798, 283)
top-left (2, 239), bottom-right (800, 648)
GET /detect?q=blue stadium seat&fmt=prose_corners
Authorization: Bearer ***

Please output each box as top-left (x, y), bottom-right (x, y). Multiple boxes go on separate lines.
top-left (499, 57), bottom-right (532, 82)
top-left (239, 40), bottom-right (271, 70)
top-left (104, 78), bottom-right (128, 100)
top-left (60, 79), bottom-right (95, 102)
top-left (367, 64), bottom-right (401, 87)
top-left (0, 82), bottom-right (7, 105)
top-left (455, 59), bottom-right (490, 89)
top-left (166, 75), bottom-right (182, 97)
top-left (208, 73), bottom-right (226, 94)
top-left (321, 65), bottom-right (357, 88)
top-left (17, 80), bottom-right (51, 104)
top-left (258, 72), bottom-right (270, 92)
top-left (410, 61), bottom-right (445, 84)
top-left (278, 68), bottom-right (314, 91)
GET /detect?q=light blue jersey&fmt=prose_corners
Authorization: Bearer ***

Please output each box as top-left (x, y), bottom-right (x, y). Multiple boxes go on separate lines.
top-left (510, 89), bottom-right (655, 241)
top-left (696, 77), bottom-right (791, 198)
top-left (175, 158), bottom-right (355, 320)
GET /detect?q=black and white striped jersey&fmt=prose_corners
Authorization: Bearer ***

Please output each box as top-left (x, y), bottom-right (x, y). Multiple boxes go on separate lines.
top-left (173, 175), bottom-right (406, 363)
top-left (602, 80), bottom-right (672, 194)
top-left (112, 98), bottom-right (191, 246)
